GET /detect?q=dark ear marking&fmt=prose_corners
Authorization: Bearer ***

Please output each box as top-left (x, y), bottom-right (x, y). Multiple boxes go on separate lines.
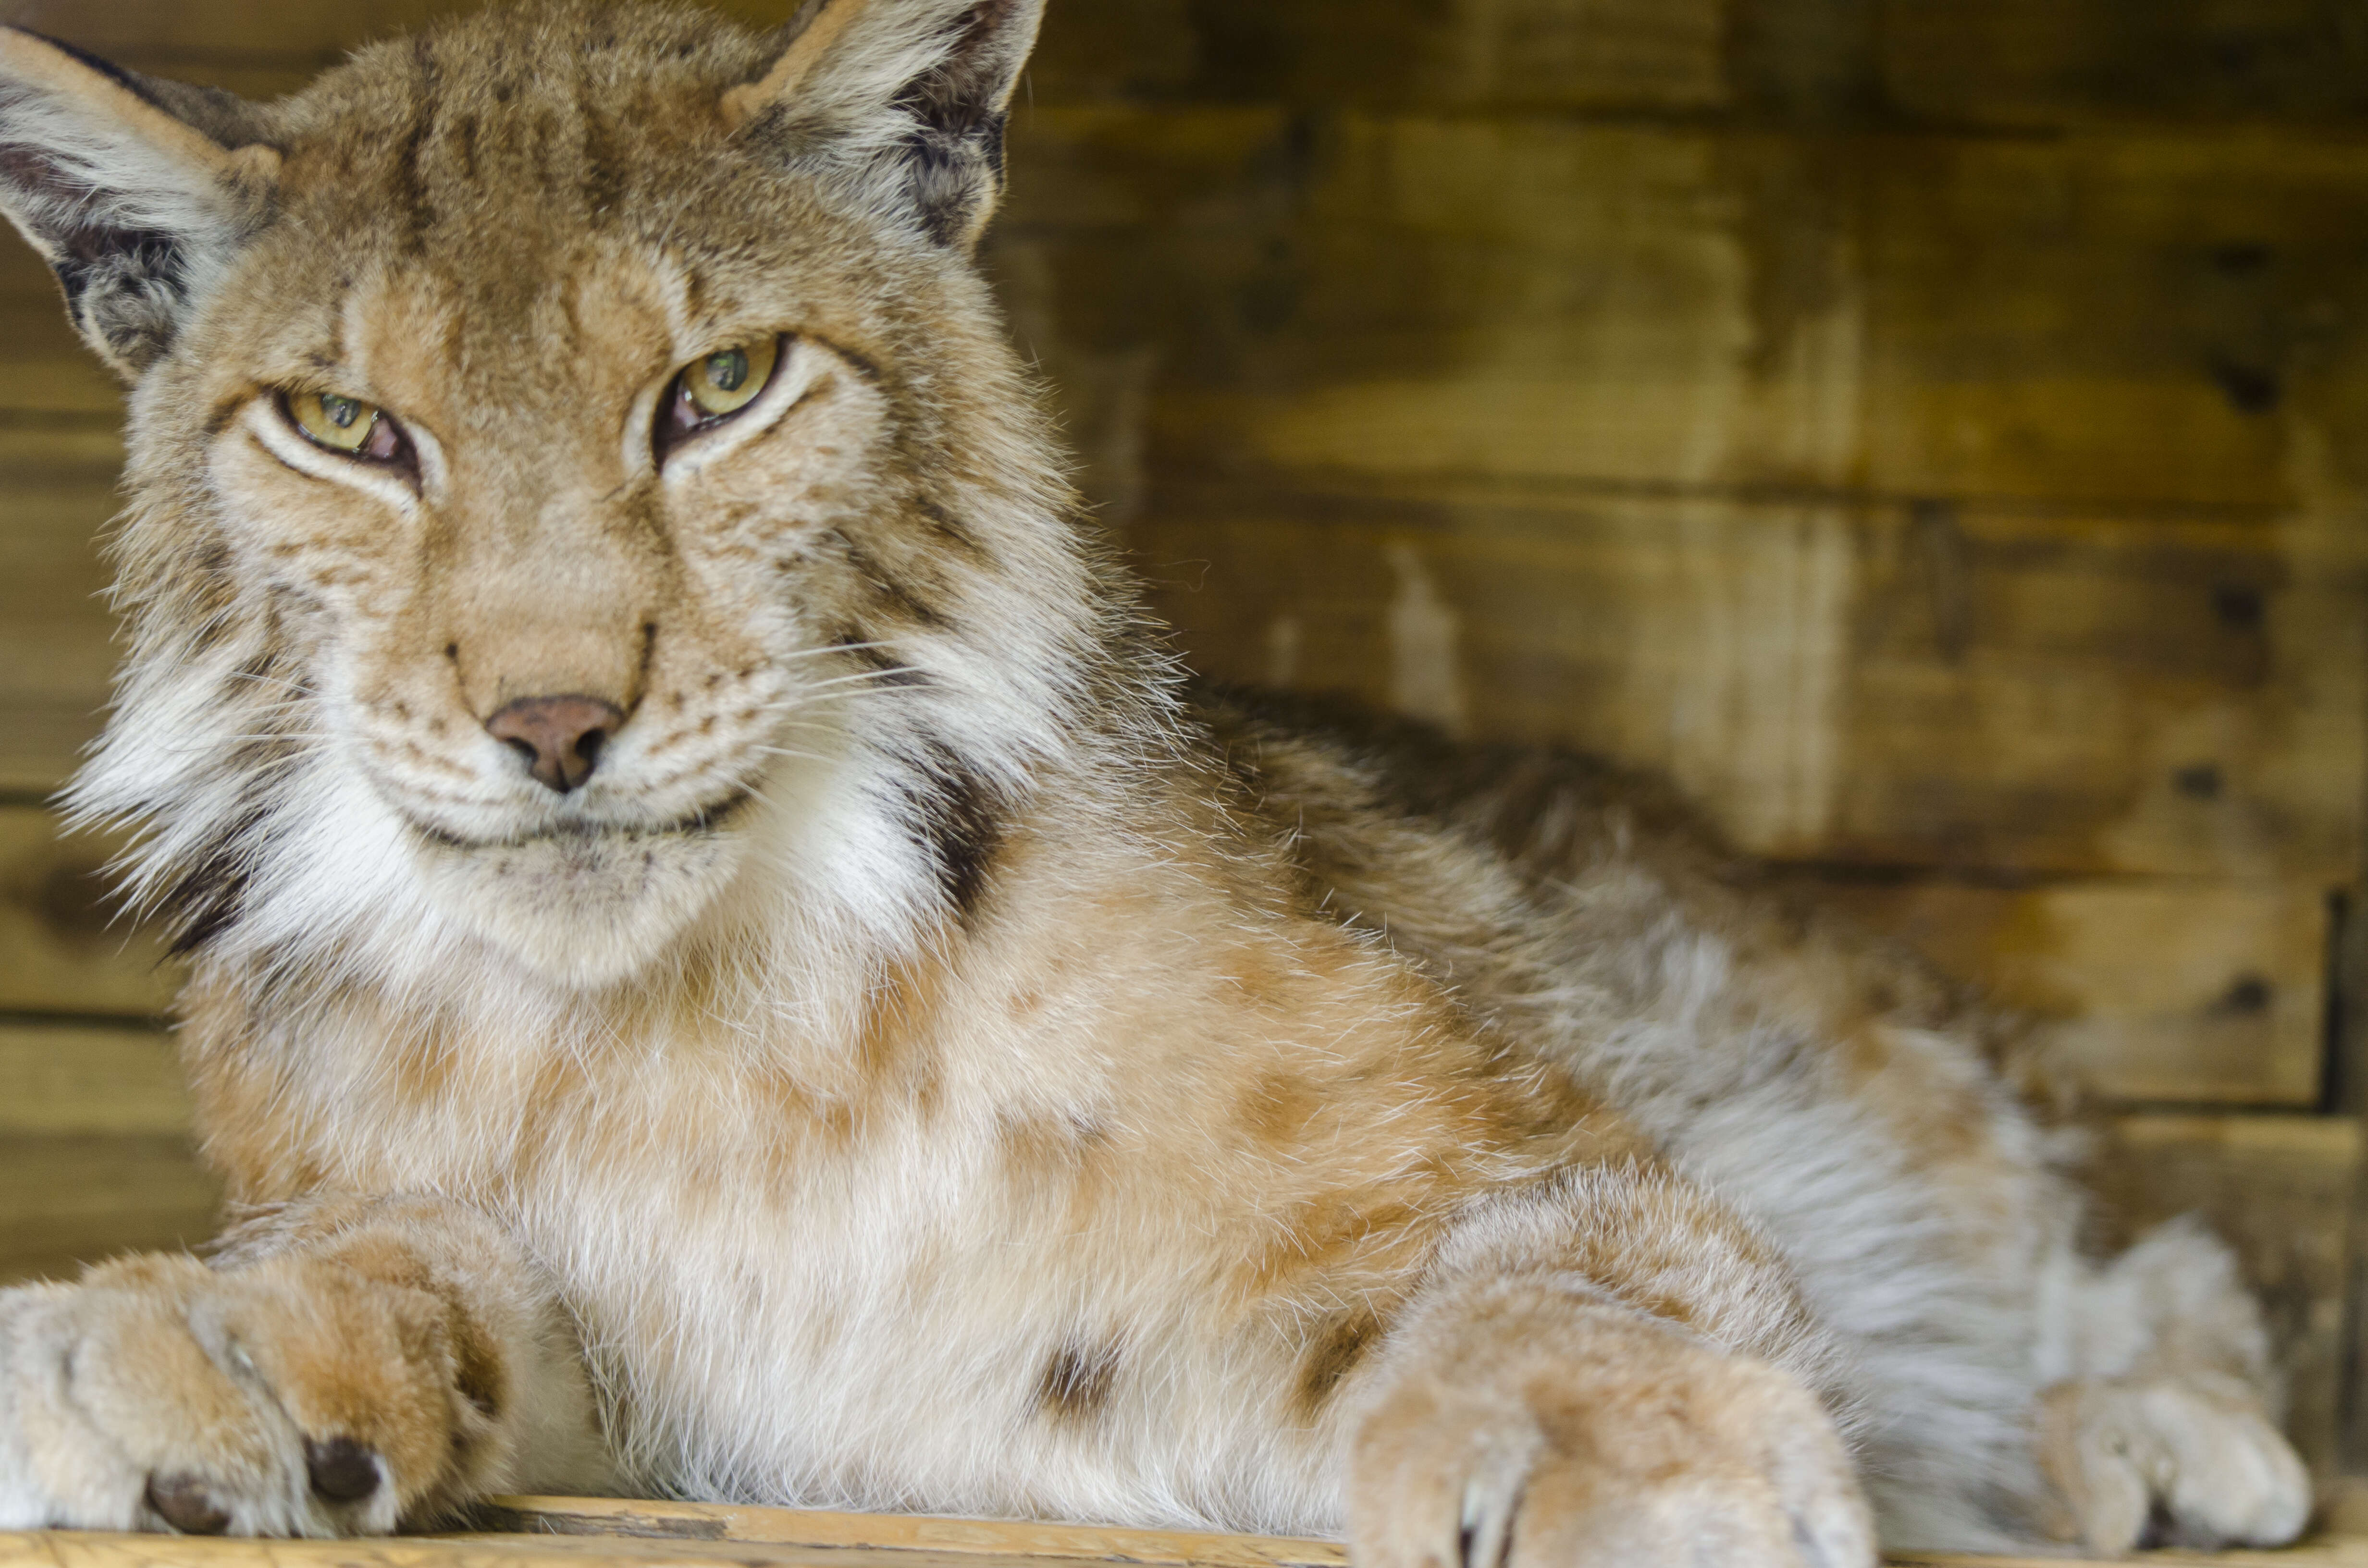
top-left (891, 3), bottom-right (1029, 245)
top-left (11, 30), bottom-right (160, 109)
top-left (725, 0), bottom-right (1043, 251)
top-left (0, 27), bottom-right (277, 377)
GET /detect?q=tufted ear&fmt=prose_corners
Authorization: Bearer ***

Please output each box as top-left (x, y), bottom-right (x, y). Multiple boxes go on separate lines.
top-left (724, 0), bottom-right (1044, 252)
top-left (0, 28), bottom-right (279, 380)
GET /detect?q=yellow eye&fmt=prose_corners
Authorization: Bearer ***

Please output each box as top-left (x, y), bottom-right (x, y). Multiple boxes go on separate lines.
top-left (288, 391), bottom-right (385, 453)
top-left (683, 337), bottom-right (780, 418)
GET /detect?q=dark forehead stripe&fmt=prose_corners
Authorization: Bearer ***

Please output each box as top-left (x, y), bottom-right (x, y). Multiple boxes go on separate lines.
top-left (578, 101), bottom-right (628, 225)
top-left (392, 35), bottom-right (443, 254)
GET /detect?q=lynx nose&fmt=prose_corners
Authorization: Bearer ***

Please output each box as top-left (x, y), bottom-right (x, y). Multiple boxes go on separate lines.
top-left (485, 695), bottom-right (626, 793)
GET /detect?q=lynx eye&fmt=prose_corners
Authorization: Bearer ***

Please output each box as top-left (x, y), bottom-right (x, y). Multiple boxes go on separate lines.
top-left (658, 336), bottom-right (784, 459)
top-left (283, 391), bottom-right (406, 464)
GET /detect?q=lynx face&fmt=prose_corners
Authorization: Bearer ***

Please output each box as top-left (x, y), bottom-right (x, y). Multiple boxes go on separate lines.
top-left (197, 221), bottom-right (899, 980)
top-left (1, 1), bottom-right (1091, 990)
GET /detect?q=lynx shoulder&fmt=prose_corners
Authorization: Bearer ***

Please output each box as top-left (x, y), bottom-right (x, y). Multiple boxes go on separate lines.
top-left (0, 2), bottom-right (2310, 1558)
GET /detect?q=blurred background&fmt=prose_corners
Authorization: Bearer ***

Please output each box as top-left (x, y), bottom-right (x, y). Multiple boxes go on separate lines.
top-left (0, 0), bottom-right (2364, 1499)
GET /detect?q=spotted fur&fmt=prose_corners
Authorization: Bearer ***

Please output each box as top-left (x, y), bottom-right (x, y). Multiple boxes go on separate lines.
top-left (0, 3), bottom-right (2311, 1558)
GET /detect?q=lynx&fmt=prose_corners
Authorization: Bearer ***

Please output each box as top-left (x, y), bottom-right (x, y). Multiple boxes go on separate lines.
top-left (0, 2), bottom-right (2314, 1561)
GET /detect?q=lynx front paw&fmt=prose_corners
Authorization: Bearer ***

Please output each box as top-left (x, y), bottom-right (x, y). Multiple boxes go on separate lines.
top-left (0, 1251), bottom-right (503, 1535)
top-left (1349, 1287), bottom-right (1872, 1568)
top-left (2039, 1375), bottom-right (2309, 1554)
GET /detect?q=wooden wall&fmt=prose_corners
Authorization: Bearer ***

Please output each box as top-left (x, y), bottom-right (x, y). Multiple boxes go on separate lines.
top-left (0, 0), bottom-right (2364, 1475)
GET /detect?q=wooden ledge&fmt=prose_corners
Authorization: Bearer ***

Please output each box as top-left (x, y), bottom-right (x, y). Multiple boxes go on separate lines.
top-left (0, 1496), bottom-right (2357, 1568)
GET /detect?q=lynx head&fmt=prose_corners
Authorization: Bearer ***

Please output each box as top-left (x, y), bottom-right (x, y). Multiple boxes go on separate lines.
top-left (0, 0), bottom-right (1145, 999)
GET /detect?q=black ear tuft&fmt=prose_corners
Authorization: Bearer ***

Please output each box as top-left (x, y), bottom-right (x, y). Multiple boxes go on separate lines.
top-left (0, 28), bottom-right (277, 379)
top-left (726, 0), bottom-right (1044, 252)
top-left (891, 0), bottom-right (1037, 246)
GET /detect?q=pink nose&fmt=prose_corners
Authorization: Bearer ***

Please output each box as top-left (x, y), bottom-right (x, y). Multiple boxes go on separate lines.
top-left (485, 695), bottom-right (626, 793)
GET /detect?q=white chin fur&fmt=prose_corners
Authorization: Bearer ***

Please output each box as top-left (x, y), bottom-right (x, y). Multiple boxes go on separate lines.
top-left (412, 827), bottom-right (744, 989)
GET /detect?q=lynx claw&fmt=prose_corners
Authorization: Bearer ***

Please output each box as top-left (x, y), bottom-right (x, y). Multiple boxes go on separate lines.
top-left (1454, 1426), bottom-right (1542, 1568)
top-left (0, 1252), bottom-right (484, 1536)
top-left (1352, 1297), bottom-right (1873, 1568)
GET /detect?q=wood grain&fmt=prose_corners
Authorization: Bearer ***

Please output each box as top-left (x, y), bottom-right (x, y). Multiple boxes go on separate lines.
top-left (1823, 880), bottom-right (2328, 1105)
top-left (25, 0), bottom-right (2368, 129)
top-left (997, 113), bottom-right (2368, 512)
top-left (0, 1496), bottom-right (2364, 1568)
top-left (470, 1498), bottom-right (1346, 1567)
top-left (0, 1135), bottom-right (221, 1288)
top-left (1882, 0), bottom-right (2368, 129)
top-left (0, 1024), bottom-right (188, 1136)
top-left (1132, 486), bottom-right (2364, 880)
top-left (0, 809), bottom-right (179, 1018)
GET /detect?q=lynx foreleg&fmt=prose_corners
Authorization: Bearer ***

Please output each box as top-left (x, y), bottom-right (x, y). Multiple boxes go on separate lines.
top-left (0, 1193), bottom-right (612, 1535)
top-left (1348, 1166), bottom-right (1872, 1568)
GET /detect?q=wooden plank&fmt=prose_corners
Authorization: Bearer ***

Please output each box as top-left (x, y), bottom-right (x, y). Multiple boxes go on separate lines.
top-left (1133, 486), bottom-right (2365, 879)
top-left (473, 1499), bottom-right (1345, 1567)
top-left (1858, 129), bottom-right (2368, 512)
top-left (1882, 0), bottom-right (2368, 129)
top-left (0, 1023), bottom-right (187, 1137)
top-left (0, 66), bottom-right (2346, 523)
top-left (994, 111), bottom-right (2368, 513)
top-left (0, 460), bottom-right (134, 794)
top-left (0, 293), bottom-right (123, 408)
top-left (0, 1023), bottom-right (207, 1284)
top-left (0, 808), bottom-right (180, 1018)
top-left (1821, 880), bottom-right (2327, 1105)
top-left (0, 1135), bottom-right (220, 1287)
top-left (5, 0), bottom-right (1732, 117)
top-left (0, 1502), bottom-right (2363, 1568)
top-left (2086, 1113), bottom-right (2362, 1474)
top-left (1083, 0), bottom-right (1729, 114)
top-left (0, 1531), bottom-right (1043, 1568)
top-left (28, 0), bottom-right (2368, 135)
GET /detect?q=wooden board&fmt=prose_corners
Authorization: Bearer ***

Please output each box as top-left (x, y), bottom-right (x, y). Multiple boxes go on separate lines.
top-left (1130, 487), bottom-right (2365, 880)
top-left (0, 1025), bottom-right (210, 1287)
top-left (1883, 0), bottom-right (2368, 129)
top-left (0, 808), bottom-right (180, 1018)
top-left (6, 15), bottom-right (2345, 515)
top-left (0, 1023), bottom-right (188, 1136)
top-left (471, 1498), bottom-right (1344, 1567)
top-left (1823, 880), bottom-right (2328, 1105)
top-left (28, 0), bottom-right (2368, 130)
top-left (0, 0), bottom-right (1732, 117)
top-left (0, 454), bottom-right (133, 796)
top-left (0, 1494), bottom-right (2364, 1568)
top-left (0, 1135), bottom-right (221, 1288)
top-left (995, 113), bottom-right (2368, 513)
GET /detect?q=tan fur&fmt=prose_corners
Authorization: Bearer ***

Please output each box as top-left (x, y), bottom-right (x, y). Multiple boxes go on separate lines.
top-left (0, 3), bottom-right (2310, 1560)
